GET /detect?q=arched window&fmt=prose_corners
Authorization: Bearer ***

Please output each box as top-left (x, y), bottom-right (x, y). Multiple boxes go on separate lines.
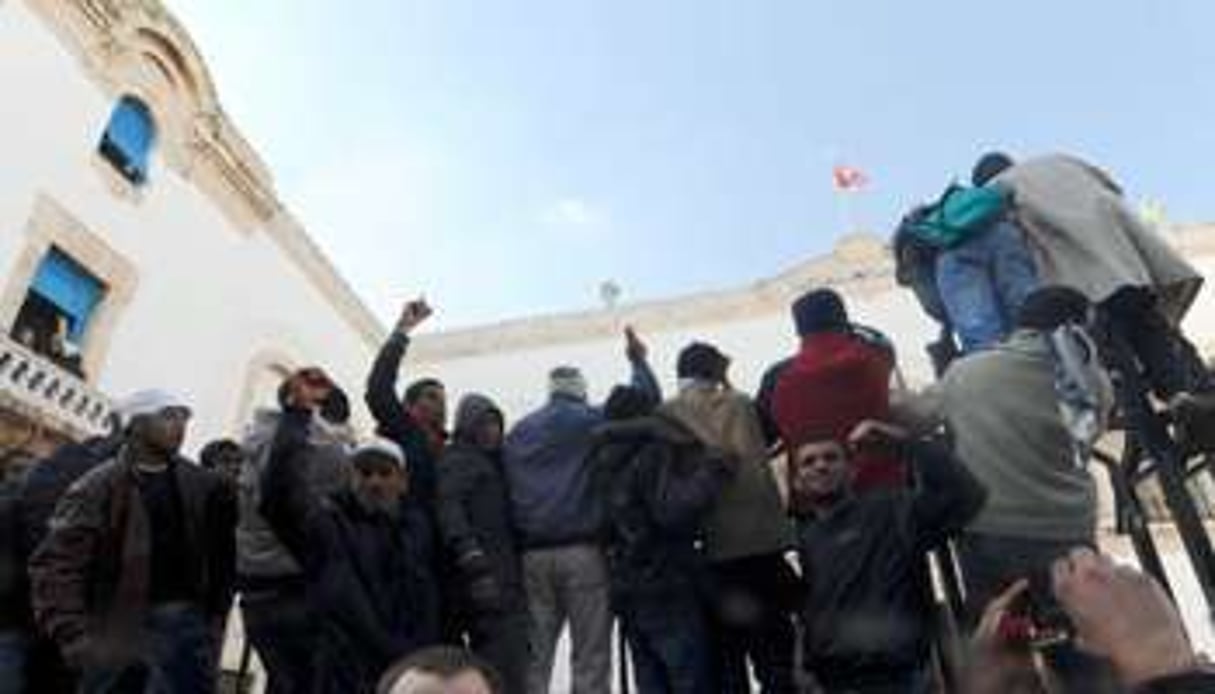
top-left (98, 96), bottom-right (156, 185)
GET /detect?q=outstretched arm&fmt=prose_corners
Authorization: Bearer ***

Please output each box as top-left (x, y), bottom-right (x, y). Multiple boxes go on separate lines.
top-left (365, 331), bottom-right (412, 435)
top-left (365, 299), bottom-right (435, 436)
top-left (624, 326), bottom-right (662, 404)
top-left (907, 439), bottom-right (987, 551)
top-left (258, 407), bottom-right (319, 568)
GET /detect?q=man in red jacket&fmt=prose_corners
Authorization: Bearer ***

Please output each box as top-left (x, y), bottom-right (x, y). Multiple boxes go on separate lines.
top-left (762, 288), bottom-right (904, 494)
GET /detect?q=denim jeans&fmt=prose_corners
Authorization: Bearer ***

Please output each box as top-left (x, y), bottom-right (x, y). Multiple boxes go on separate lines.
top-left (78, 603), bottom-right (217, 694)
top-left (936, 219), bottom-right (1040, 352)
top-left (619, 597), bottom-right (714, 694)
top-left (0, 630), bottom-right (27, 694)
top-left (240, 588), bottom-right (315, 694)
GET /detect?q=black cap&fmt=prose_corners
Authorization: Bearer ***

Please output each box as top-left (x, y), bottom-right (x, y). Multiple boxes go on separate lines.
top-left (676, 342), bottom-right (730, 382)
top-left (972, 152), bottom-right (1014, 186)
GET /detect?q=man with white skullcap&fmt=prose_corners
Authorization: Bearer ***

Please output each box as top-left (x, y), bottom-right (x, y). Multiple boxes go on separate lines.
top-left (258, 375), bottom-right (441, 693)
top-left (29, 389), bottom-right (236, 694)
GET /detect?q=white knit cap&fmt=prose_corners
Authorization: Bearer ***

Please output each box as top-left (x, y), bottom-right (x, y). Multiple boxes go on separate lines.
top-left (354, 436), bottom-right (407, 470)
top-left (114, 389), bottom-right (191, 426)
top-left (549, 366), bottom-right (588, 401)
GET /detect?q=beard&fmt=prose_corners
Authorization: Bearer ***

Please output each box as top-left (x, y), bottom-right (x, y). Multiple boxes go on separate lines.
top-left (355, 489), bottom-right (401, 519)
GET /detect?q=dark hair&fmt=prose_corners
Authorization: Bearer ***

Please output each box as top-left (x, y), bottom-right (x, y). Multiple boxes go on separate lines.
top-left (404, 378), bottom-right (444, 405)
top-left (676, 342), bottom-right (730, 382)
top-left (1016, 286), bottom-right (1091, 331)
top-left (972, 151), bottom-right (1014, 186)
top-left (199, 439), bottom-right (242, 470)
top-left (377, 646), bottom-right (501, 694)
top-left (791, 288), bottom-right (849, 336)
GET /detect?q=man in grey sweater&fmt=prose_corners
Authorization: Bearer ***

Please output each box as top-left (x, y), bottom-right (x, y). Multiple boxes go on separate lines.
top-left (895, 286), bottom-right (1116, 691)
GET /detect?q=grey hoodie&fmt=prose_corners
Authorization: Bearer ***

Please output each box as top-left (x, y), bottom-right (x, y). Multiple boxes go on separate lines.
top-left (236, 408), bottom-right (354, 582)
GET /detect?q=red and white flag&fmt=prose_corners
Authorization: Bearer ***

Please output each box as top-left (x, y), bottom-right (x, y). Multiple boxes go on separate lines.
top-left (832, 164), bottom-right (869, 192)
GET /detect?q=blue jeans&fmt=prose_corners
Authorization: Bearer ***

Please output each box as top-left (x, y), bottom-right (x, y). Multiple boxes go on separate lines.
top-left (619, 597), bottom-right (714, 694)
top-left (0, 630), bottom-right (28, 694)
top-left (79, 604), bottom-right (217, 694)
top-left (936, 220), bottom-right (1039, 352)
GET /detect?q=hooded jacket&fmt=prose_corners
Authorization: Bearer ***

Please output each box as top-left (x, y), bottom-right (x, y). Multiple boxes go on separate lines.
top-left (437, 394), bottom-right (526, 614)
top-left (236, 407), bottom-right (352, 586)
top-left (588, 412), bottom-right (731, 602)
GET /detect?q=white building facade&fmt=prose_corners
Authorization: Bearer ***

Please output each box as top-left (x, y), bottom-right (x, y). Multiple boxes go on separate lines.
top-left (0, 0), bottom-right (384, 456)
top-left (409, 230), bottom-right (1215, 419)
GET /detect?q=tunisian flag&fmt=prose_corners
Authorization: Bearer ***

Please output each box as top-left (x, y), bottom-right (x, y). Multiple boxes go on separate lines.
top-left (832, 164), bottom-right (869, 192)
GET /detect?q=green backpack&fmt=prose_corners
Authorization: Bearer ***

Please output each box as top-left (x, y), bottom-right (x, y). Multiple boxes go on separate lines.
top-left (909, 183), bottom-right (1011, 249)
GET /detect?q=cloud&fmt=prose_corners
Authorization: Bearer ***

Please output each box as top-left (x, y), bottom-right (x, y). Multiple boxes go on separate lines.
top-left (540, 197), bottom-right (609, 237)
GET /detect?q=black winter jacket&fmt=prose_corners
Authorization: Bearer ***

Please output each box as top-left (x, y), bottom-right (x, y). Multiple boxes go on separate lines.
top-left (796, 441), bottom-right (985, 684)
top-left (437, 439), bottom-right (526, 616)
top-left (588, 412), bottom-right (731, 604)
top-left (260, 408), bottom-right (440, 694)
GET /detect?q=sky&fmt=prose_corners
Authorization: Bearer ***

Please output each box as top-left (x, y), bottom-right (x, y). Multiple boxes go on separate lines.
top-left (167, 0), bottom-right (1215, 329)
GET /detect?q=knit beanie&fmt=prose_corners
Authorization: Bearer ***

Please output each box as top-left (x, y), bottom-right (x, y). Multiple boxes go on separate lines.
top-left (115, 389), bottom-right (190, 427)
top-left (676, 342), bottom-right (730, 382)
top-left (792, 289), bottom-right (849, 337)
top-left (972, 151), bottom-right (1014, 186)
top-left (353, 436), bottom-right (406, 470)
top-left (1016, 286), bottom-right (1091, 331)
top-left (548, 366), bottom-right (588, 401)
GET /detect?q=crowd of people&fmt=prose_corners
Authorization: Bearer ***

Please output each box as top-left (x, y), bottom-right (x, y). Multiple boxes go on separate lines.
top-left (2, 150), bottom-right (1215, 694)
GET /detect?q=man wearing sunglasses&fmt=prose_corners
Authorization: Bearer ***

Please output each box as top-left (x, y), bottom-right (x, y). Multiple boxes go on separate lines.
top-left (30, 390), bottom-right (236, 694)
top-left (259, 374), bottom-right (441, 693)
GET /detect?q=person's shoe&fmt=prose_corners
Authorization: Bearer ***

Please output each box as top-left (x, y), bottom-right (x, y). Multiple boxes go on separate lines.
top-left (1168, 391), bottom-right (1215, 455)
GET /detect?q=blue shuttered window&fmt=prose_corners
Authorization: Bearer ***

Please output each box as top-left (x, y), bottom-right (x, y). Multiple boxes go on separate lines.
top-left (30, 249), bottom-right (105, 343)
top-left (98, 96), bottom-right (156, 184)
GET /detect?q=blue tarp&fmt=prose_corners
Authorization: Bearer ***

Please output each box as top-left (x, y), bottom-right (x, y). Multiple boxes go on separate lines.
top-left (30, 249), bottom-right (104, 342)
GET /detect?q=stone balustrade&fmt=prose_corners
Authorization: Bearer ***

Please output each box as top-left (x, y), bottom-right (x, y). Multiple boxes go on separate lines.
top-left (0, 334), bottom-right (113, 439)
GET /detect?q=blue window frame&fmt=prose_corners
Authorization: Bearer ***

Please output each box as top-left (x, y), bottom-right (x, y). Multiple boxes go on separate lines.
top-left (98, 95), bottom-right (156, 184)
top-left (29, 248), bottom-right (105, 343)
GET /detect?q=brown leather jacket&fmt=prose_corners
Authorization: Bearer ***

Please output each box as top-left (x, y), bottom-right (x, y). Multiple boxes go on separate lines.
top-left (28, 449), bottom-right (236, 661)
